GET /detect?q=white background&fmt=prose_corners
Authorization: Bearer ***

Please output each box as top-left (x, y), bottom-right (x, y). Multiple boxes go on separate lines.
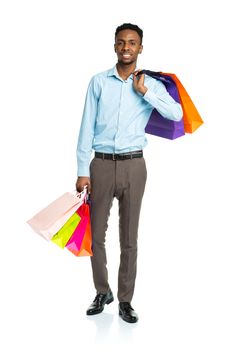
top-left (0, 0), bottom-right (231, 349)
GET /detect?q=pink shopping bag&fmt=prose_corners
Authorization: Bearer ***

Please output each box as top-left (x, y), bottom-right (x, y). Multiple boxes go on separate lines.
top-left (27, 189), bottom-right (87, 240)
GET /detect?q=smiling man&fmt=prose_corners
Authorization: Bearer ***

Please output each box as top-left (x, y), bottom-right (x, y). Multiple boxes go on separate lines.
top-left (76, 23), bottom-right (182, 323)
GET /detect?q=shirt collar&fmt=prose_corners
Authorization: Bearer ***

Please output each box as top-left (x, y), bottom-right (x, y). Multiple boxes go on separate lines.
top-left (107, 65), bottom-right (138, 81)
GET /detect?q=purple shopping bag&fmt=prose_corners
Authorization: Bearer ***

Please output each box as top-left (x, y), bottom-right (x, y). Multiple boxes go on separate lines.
top-left (139, 70), bottom-right (185, 140)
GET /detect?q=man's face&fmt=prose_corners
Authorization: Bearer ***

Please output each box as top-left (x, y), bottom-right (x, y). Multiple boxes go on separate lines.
top-left (114, 29), bottom-right (143, 65)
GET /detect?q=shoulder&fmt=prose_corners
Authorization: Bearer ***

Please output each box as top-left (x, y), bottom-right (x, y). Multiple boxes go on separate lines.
top-left (144, 74), bottom-right (160, 85)
top-left (144, 74), bottom-right (166, 92)
top-left (86, 68), bottom-right (111, 96)
top-left (90, 68), bottom-right (112, 83)
top-left (87, 68), bottom-right (111, 91)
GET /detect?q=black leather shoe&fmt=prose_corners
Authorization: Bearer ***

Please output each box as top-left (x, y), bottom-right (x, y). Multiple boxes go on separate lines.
top-left (86, 290), bottom-right (114, 315)
top-left (119, 302), bottom-right (138, 323)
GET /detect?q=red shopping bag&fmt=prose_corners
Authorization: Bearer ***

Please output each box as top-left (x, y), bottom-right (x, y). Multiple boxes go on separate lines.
top-left (65, 202), bottom-right (93, 257)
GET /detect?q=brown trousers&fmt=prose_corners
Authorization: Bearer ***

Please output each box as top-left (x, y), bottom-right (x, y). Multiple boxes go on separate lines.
top-left (89, 156), bottom-right (147, 302)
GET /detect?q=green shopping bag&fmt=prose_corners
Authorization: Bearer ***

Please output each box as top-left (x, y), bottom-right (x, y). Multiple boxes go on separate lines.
top-left (51, 212), bottom-right (81, 248)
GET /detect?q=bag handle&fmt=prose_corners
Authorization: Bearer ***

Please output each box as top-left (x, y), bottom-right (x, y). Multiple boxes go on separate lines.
top-left (71, 186), bottom-right (89, 203)
top-left (137, 69), bottom-right (173, 84)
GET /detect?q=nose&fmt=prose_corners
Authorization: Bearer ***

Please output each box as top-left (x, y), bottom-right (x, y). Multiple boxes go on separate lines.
top-left (123, 42), bottom-right (130, 51)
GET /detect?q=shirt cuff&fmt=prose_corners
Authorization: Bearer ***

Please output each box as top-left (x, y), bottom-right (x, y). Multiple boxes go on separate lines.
top-left (77, 163), bottom-right (90, 177)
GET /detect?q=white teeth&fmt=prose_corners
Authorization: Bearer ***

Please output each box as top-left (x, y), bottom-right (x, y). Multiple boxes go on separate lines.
top-left (123, 54), bottom-right (131, 57)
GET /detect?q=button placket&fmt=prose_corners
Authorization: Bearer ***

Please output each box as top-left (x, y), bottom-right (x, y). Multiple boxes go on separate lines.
top-left (114, 81), bottom-right (125, 153)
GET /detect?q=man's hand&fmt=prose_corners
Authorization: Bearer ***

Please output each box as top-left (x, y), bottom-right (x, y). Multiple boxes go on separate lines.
top-left (133, 70), bottom-right (148, 95)
top-left (76, 176), bottom-right (91, 193)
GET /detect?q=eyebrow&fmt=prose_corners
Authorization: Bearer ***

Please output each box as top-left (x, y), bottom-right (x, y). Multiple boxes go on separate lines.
top-left (116, 39), bottom-right (138, 43)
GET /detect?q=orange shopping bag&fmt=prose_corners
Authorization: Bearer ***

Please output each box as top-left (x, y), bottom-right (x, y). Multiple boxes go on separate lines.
top-left (162, 72), bottom-right (204, 133)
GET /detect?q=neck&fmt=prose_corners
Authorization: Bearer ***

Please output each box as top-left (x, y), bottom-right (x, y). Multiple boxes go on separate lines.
top-left (116, 62), bottom-right (137, 80)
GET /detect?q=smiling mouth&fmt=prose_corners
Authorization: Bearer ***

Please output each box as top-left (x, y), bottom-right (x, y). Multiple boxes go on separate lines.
top-left (121, 54), bottom-right (132, 58)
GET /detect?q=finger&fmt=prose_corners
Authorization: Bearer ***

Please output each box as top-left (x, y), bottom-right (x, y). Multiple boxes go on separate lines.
top-left (87, 182), bottom-right (91, 194)
top-left (133, 69), bottom-right (142, 76)
top-left (133, 75), bottom-right (138, 86)
top-left (76, 182), bottom-right (84, 193)
top-left (133, 72), bottom-right (142, 80)
top-left (77, 186), bottom-right (83, 193)
top-left (134, 75), bottom-right (143, 87)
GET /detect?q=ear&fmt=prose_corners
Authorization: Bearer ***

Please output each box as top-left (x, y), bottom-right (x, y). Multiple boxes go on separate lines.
top-left (139, 45), bottom-right (143, 54)
top-left (114, 44), bottom-right (117, 53)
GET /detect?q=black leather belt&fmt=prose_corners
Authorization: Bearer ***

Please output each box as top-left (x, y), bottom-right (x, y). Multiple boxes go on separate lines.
top-left (95, 150), bottom-right (143, 161)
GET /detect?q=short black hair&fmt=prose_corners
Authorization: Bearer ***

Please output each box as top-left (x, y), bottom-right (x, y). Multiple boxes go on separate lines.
top-left (115, 23), bottom-right (143, 44)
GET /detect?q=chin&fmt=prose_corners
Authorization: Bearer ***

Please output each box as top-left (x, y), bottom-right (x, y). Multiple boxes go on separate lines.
top-left (118, 59), bottom-right (135, 65)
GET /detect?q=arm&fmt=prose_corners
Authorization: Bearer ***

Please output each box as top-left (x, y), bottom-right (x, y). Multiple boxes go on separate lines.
top-left (76, 76), bottom-right (99, 192)
top-left (133, 71), bottom-right (183, 121)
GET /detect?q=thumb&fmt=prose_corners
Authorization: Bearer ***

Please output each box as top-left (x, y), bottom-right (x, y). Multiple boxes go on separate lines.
top-left (133, 73), bottom-right (138, 85)
top-left (87, 181), bottom-right (91, 194)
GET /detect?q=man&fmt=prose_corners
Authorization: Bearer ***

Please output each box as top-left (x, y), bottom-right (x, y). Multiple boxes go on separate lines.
top-left (76, 23), bottom-right (182, 323)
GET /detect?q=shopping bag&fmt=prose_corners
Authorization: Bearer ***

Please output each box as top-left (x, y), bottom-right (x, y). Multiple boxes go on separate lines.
top-left (27, 189), bottom-right (87, 240)
top-left (65, 203), bottom-right (88, 254)
top-left (161, 72), bottom-right (204, 133)
top-left (51, 211), bottom-right (81, 248)
top-left (77, 219), bottom-right (93, 257)
top-left (139, 70), bottom-right (185, 140)
top-left (65, 202), bottom-right (93, 257)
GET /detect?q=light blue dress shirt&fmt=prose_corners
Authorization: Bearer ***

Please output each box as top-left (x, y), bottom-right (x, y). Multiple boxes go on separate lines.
top-left (77, 66), bottom-right (183, 176)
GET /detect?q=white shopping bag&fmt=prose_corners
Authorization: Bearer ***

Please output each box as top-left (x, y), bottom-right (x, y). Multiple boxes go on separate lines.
top-left (27, 188), bottom-right (87, 240)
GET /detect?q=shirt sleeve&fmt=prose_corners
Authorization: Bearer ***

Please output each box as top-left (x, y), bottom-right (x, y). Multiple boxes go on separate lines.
top-left (143, 78), bottom-right (183, 121)
top-left (76, 76), bottom-right (99, 177)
